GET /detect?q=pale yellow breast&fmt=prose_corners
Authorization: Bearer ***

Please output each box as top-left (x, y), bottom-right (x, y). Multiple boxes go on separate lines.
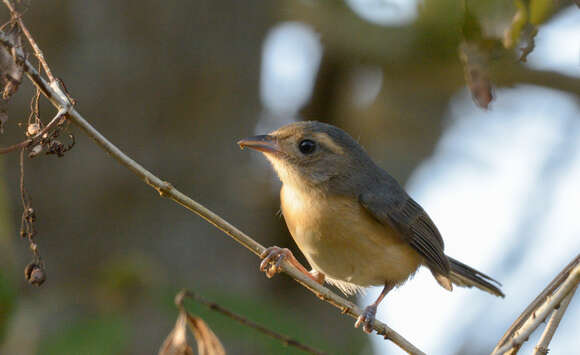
top-left (280, 184), bottom-right (422, 289)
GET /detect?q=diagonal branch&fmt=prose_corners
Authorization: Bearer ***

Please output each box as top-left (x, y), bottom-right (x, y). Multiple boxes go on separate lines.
top-left (492, 257), bottom-right (580, 355)
top-left (0, 31), bottom-right (425, 355)
top-left (493, 254), bottom-right (579, 354)
top-left (533, 284), bottom-right (577, 355)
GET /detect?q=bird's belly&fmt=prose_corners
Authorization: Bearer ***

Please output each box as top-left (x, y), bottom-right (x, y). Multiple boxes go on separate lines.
top-left (281, 186), bottom-right (422, 289)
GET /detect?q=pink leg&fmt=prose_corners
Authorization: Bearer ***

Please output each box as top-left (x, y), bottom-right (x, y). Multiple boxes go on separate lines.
top-left (259, 246), bottom-right (324, 284)
top-left (310, 269), bottom-right (325, 285)
top-left (354, 282), bottom-right (394, 334)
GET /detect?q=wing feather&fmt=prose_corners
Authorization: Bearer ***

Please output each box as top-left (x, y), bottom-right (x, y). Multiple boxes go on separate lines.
top-left (359, 191), bottom-right (450, 275)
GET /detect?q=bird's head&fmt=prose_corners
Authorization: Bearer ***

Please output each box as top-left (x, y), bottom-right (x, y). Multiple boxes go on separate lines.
top-left (238, 121), bottom-right (371, 190)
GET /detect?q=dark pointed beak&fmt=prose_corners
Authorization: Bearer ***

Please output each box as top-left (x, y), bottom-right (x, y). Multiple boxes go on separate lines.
top-left (237, 135), bottom-right (280, 154)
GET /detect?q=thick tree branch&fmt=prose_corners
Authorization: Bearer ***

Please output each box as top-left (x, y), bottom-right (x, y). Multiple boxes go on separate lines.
top-left (0, 31), bottom-right (425, 355)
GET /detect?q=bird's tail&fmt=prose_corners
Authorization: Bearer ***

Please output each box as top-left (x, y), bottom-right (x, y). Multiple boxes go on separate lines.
top-left (445, 256), bottom-right (504, 297)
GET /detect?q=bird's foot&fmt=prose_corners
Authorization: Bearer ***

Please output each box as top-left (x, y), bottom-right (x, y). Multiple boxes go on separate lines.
top-left (354, 304), bottom-right (377, 334)
top-left (259, 246), bottom-right (324, 284)
top-left (310, 270), bottom-right (325, 285)
top-left (259, 246), bottom-right (291, 278)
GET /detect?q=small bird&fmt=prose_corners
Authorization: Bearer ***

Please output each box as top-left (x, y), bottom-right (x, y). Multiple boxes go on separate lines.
top-left (238, 121), bottom-right (504, 333)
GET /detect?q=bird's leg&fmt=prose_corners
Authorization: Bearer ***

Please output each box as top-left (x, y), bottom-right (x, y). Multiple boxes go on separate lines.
top-left (310, 269), bottom-right (325, 285)
top-left (259, 246), bottom-right (324, 284)
top-left (355, 282), bottom-right (394, 334)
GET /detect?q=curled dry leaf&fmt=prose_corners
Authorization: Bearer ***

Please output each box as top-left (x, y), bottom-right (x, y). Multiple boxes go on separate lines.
top-left (185, 312), bottom-right (225, 355)
top-left (160, 308), bottom-right (225, 355)
top-left (0, 24), bottom-right (24, 100)
top-left (159, 312), bottom-right (194, 355)
top-left (503, 0), bottom-right (552, 62)
top-left (518, 23), bottom-right (538, 62)
top-left (459, 41), bottom-right (493, 109)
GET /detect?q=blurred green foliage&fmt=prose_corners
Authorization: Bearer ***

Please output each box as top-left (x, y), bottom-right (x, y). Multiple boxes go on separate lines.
top-left (0, 271), bottom-right (16, 344)
top-left (38, 316), bottom-right (129, 355)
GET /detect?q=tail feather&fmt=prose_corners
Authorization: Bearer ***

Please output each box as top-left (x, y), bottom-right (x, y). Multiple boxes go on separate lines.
top-left (445, 257), bottom-right (504, 297)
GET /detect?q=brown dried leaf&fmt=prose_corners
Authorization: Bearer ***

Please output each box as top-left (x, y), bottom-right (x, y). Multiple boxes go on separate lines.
top-left (459, 41), bottom-right (493, 109)
top-left (0, 24), bottom-right (24, 100)
top-left (185, 312), bottom-right (225, 355)
top-left (159, 312), bottom-right (194, 355)
top-left (518, 23), bottom-right (538, 62)
top-left (159, 309), bottom-right (225, 355)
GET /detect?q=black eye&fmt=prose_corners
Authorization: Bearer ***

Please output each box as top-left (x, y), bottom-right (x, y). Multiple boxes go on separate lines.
top-left (298, 139), bottom-right (316, 154)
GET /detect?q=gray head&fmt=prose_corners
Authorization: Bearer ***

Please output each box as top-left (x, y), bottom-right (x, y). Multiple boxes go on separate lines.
top-left (238, 121), bottom-right (378, 191)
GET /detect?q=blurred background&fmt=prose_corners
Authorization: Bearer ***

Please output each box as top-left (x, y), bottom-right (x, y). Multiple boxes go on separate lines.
top-left (0, 0), bottom-right (579, 354)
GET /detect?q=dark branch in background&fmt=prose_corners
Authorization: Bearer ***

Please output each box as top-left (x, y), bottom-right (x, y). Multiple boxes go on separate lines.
top-left (492, 254), bottom-right (580, 355)
top-left (177, 289), bottom-right (326, 355)
top-left (0, 7), bottom-right (425, 355)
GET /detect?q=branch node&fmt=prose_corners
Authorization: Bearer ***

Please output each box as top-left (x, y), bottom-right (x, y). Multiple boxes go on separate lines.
top-left (49, 80), bottom-right (72, 108)
top-left (156, 181), bottom-right (174, 197)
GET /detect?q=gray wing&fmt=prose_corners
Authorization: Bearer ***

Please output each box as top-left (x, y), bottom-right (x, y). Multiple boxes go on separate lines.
top-left (359, 188), bottom-right (450, 275)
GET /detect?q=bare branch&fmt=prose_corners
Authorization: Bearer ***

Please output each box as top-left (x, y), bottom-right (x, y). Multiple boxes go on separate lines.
top-left (492, 259), bottom-right (580, 355)
top-left (533, 285), bottom-right (577, 355)
top-left (493, 255), bottom-right (580, 354)
top-left (0, 29), bottom-right (425, 355)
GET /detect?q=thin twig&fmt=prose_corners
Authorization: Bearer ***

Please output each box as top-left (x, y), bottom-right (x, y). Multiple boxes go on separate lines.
top-left (492, 262), bottom-right (580, 355)
top-left (0, 30), bottom-right (425, 355)
top-left (176, 289), bottom-right (326, 355)
top-left (532, 285), bottom-right (577, 355)
top-left (2, 0), bottom-right (55, 82)
top-left (493, 255), bottom-right (580, 354)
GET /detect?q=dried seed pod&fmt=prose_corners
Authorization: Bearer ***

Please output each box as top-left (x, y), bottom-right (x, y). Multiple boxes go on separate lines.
top-left (26, 123), bottom-right (41, 137)
top-left (25, 207), bottom-right (36, 222)
top-left (28, 144), bottom-right (43, 158)
top-left (24, 262), bottom-right (46, 286)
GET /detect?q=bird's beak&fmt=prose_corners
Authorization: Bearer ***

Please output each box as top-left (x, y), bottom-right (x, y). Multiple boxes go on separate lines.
top-left (237, 135), bottom-right (281, 154)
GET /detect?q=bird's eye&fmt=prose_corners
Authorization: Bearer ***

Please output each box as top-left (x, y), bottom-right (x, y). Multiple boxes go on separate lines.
top-left (298, 139), bottom-right (316, 154)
